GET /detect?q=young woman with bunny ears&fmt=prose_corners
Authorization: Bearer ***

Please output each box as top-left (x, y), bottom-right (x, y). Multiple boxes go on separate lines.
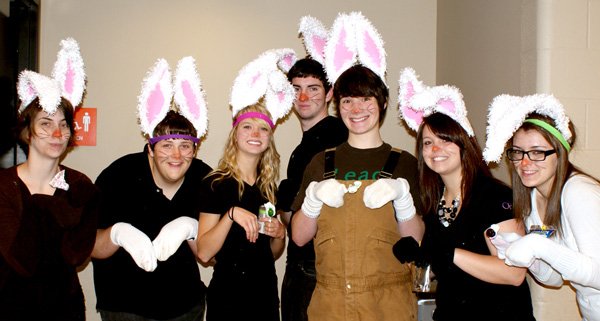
top-left (196, 49), bottom-right (295, 321)
top-left (393, 68), bottom-right (535, 321)
top-left (0, 38), bottom-right (99, 321)
top-left (92, 57), bottom-right (211, 320)
top-left (484, 94), bottom-right (600, 320)
top-left (291, 13), bottom-right (423, 321)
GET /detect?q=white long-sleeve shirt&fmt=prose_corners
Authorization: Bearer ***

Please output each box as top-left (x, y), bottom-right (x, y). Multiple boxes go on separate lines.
top-left (526, 174), bottom-right (600, 321)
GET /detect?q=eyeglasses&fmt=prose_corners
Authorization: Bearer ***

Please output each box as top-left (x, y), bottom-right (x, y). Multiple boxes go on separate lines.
top-left (506, 148), bottom-right (556, 161)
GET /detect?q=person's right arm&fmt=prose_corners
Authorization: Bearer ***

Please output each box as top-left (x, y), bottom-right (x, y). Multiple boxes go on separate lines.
top-left (196, 207), bottom-right (260, 263)
top-left (91, 227), bottom-right (119, 259)
top-left (291, 210), bottom-right (318, 246)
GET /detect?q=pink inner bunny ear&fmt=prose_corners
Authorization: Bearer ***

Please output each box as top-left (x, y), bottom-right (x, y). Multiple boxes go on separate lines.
top-left (325, 14), bottom-right (358, 84)
top-left (146, 80), bottom-right (166, 125)
top-left (312, 35), bottom-right (326, 60)
top-left (180, 80), bottom-right (199, 118)
top-left (138, 59), bottom-right (172, 136)
top-left (402, 106), bottom-right (424, 130)
top-left (64, 61), bottom-right (75, 96)
top-left (334, 29), bottom-right (354, 71)
top-left (52, 38), bottom-right (85, 107)
top-left (437, 98), bottom-right (457, 114)
top-left (174, 56), bottom-right (208, 137)
top-left (352, 12), bottom-right (386, 81)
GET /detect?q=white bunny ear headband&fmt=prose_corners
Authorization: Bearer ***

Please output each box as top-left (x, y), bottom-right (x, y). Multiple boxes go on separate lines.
top-left (483, 93), bottom-right (572, 163)
top-left (398, 67), bottom-right (474, 136)
top-left (17, 38), bottom-right (86, 114)
top-left (322, 12), bottom-right (387, 85)
top-left (299, 15), bottom-right (329, 65)
top-left (138, 56), bottom-right (208, 144)
top-left (230, 48), bottom-right (297, 128)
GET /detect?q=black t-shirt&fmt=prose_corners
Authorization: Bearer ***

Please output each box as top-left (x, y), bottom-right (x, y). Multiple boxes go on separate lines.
top-left (421, 174), bottom-right (535, 321)
top-left (92, 146), bottom-right (212, 319)
top-left (278, 116), bottom-right (347, 263)
top-left (198, 175), bottom-right (279, 321)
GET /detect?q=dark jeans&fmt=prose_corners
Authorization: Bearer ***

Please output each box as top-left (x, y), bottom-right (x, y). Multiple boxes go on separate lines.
top-left (281, 261), bottom-right (317, 321)
top-left (98, 302), bottom-right (204, 321)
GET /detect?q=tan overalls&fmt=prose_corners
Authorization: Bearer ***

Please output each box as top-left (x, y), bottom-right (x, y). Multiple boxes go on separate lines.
top-left (308, 149), bottom-right (417, 321)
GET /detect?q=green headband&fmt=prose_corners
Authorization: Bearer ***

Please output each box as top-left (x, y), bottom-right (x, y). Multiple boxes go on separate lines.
top-left (523, 119), bottom-right (571, 152)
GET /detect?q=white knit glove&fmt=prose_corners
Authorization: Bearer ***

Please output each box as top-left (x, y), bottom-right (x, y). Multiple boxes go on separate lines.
top-left (301, 179), bottom-right (348, 218)
top-left (487, 224), bottom-right (522, 259)
top-left (153, 216), bottom-right (198, 261)
top-left (110, 222), bottom-right (157, 272)
top-left (363, 178), bottom-right (415, 221)
top-left (504, 233), bottom-right (552, 268)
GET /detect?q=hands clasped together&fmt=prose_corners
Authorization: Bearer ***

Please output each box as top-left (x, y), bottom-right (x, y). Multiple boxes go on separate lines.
top-left (110, 216), bottom-right (198, 272)
top-left (301, 178), bottom-right (416, 221)
top-left (228, 206), bottom-right (285, 243)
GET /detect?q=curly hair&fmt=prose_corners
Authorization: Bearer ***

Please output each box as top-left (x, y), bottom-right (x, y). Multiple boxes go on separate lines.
top-left (207, 102), bottom-right (280, 204)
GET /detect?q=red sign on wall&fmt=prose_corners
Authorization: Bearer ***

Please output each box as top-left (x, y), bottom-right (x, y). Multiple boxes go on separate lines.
top-left (73, 107), bottom-right (96, 146)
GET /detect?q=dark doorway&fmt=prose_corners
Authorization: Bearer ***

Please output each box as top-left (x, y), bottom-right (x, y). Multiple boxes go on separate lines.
top-left (1, 0), bottom-right (38, 168)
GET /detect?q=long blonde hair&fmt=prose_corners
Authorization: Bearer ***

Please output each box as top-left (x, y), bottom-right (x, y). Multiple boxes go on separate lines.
top-left (208, 103), bottom-right (279, 204)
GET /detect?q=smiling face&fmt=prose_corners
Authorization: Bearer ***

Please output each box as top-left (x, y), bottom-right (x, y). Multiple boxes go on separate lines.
top-left (292, 76), bottom-right (332, 123)
top-left (148, 138), bottom-right (196, 186)
top-left (511, 128), bottom-right (558, 196)
top-left (339, 96), bottom-right (381, 138)
top-left (235, 117), bottom-right (271, 158)
top-left (421, 125), bottom-right (462, 179)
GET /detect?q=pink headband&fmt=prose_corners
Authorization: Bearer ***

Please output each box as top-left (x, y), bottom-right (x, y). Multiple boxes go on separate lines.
top-left (232, 112), bottom-right (275, 129)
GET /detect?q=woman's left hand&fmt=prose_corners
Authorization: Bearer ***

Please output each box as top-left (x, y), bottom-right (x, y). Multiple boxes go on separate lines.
top-left (261, 217), bottom-right (285, 240)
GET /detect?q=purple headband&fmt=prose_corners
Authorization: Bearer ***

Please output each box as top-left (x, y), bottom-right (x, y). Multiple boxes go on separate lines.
top-left (149, 134), bottom-right (200, 145)
top-left (232, 112), bottom-right (275, 129)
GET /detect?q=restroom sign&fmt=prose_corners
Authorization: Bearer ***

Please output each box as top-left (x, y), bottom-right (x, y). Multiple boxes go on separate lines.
top-left (73, 107), bottom-right (96, 146)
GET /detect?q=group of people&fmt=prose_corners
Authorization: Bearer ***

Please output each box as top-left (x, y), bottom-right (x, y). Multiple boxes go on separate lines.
top-left (1, 12), bottom-right (599, 321)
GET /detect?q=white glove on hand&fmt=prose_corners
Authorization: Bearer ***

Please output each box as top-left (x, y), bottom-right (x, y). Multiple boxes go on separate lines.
top-left (110, 222), bottom-right (157, 272)
top-left (301, 179), bottom-right (347, 218)
top-left (487, 224), bottom-right (522, 259)
top-left (363, 178), bottom-right (415, 221)
top-left (153, 216), bottom-right (198, 261)
top-left (504, 233), bottom-right (550, 268)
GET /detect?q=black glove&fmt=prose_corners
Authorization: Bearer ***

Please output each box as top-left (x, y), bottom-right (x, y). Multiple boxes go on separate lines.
top-left (393, 237), bottom-right (426, 267)
top-left (429, 242), bottom-right (455, 279)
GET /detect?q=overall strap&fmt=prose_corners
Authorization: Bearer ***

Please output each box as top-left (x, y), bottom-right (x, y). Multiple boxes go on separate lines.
top-left (323, 148), bottom-right (337, 179)
top-left (378, 148), bottom-right (402, 179)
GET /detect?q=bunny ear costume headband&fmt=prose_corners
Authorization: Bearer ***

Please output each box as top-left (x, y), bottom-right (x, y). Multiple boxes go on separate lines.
top-left (398, 67), bottom-right (474, 136)
top-left (230, 48), bottom-right (297, 128)
top-left (483, 93), bottom-right (572, 163)
top-left (299, 15), bottom-right (329, 65)
top-left (322, 12), bottom-right (387, 85)
top-left (138, 56), bottom-right (208, 144)
top-left (17, 38), bottom-right (86, 114)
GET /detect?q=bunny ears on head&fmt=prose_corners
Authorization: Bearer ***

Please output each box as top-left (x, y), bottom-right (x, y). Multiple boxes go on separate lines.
top-left (483, 94), bottom-right (572, 163)
top-left (321, 12), bottom-right (386, 85)
top-left (398, 67), bottom-right (474, 136)
top-left (230, 48), bottom-right (297, 128)
top-left (298, 15), bottom-right (329, 65)
top-left (137, 56), bottom-right (208, 143)
top-left (17, 38), bottom-right (86, 114)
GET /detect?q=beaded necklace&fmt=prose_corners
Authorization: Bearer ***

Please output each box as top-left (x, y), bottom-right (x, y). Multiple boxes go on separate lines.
top-left (437, 187), bottom-right (460, 227)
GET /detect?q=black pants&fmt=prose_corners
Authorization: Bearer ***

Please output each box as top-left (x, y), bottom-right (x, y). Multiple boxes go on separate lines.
top-left (98, 301), bottom-right (205, 321)
top-left (281, 261), bottom-right (316, 321)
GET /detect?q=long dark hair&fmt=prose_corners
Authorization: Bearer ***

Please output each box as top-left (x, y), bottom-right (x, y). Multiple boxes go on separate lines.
top-left (508, 113), bottom-right (590, 235)
top-left (416, 113), bottom-right (491, 215)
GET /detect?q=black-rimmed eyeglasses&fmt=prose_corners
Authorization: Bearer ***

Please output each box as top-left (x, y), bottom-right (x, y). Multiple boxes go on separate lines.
top-left (506, 148), bottom-right (556, 161)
